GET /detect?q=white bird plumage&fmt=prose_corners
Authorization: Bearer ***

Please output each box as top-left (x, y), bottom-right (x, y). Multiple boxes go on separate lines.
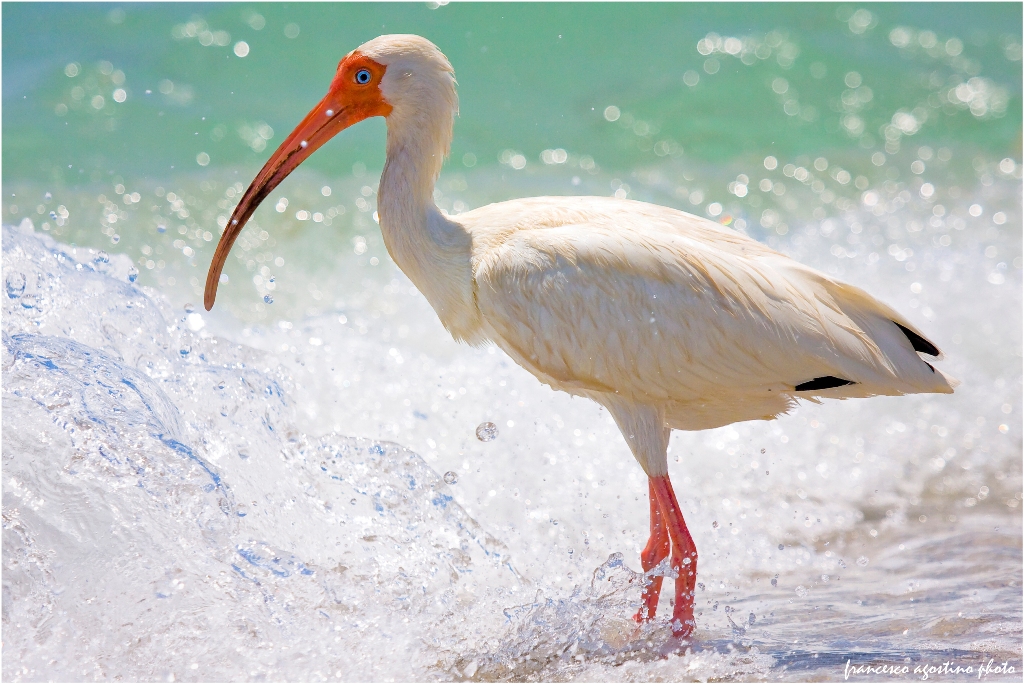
top-left (205, 34), bottom-right (956, 637)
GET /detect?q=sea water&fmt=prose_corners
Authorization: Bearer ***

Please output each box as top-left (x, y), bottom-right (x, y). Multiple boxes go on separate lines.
top-left (3, 4), bottom-right (1021, 681)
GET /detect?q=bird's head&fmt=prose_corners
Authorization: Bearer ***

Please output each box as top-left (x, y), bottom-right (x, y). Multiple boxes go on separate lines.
top-left (204, 34), bottom-right (457, 311)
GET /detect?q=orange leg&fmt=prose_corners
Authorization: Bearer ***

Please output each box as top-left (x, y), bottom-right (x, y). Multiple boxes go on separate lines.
top-left (651, 474), bottom-right (698, 636)
top-left (634, 479), bottom-right (671, 622)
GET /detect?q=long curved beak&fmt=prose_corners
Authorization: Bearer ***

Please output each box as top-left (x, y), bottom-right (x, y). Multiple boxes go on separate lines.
top-left (204, 87), bottom-right (388, 310)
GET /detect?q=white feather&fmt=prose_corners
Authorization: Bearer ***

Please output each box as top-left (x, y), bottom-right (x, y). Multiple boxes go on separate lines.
top-left (359, 34), bottom-right (955, 480)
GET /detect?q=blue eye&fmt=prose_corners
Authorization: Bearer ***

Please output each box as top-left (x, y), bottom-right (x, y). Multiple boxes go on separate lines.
top-left (355, 69), bottom-right (371, 85)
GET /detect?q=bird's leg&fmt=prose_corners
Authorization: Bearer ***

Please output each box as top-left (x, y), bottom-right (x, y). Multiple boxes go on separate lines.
top-left (601, 400), bottom-right (684, 629)
top-left (651, 474), bottom-right (698, 637)
top-left (634, 479), bottom-right (671, 622)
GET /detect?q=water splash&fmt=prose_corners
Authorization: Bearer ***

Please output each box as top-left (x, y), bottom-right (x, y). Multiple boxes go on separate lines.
top-left (476, 421), bottom-right (499, 442)
top-left (4, 193), bottom-right (1021, 679)
top-left (1, 225), bottom-right (537, 681)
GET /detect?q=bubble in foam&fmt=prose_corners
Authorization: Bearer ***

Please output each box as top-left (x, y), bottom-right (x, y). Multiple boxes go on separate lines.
top-left (6, 272), bottom-right (26, 298)
top-left (475, 421), bottom-right (498, 442)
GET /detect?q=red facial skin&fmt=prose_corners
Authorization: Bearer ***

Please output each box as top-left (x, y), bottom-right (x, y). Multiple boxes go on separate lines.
top-left (205, 53), bottom-right (391, 310)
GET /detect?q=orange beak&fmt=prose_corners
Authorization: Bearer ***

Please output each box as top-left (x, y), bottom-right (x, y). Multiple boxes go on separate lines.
top-left (204, 55), bottom-right (391, 310)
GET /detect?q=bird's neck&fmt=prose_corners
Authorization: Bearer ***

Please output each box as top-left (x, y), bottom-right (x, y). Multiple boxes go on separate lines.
top-left (377, 119), bottom-right (483, 344)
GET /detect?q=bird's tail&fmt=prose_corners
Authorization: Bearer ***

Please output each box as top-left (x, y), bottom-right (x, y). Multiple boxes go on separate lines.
top-left (815, 275), bottom-right (958, 396)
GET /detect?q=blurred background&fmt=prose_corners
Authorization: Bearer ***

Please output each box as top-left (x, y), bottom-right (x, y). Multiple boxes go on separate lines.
top-left (3, 3), bottom-right (1021, 320)
top-left (3, 4), bottom-right (1021, 681)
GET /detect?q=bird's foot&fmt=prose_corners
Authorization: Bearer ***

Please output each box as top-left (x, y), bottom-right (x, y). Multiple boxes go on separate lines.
top-left (670, 616), bottom-right (695, 638)
top-left (632, 575), bottom-right (664, 623)
top-left (632, 603), bottom-right (656, 624)
top-left (670, 600), bottom-right (695, 638)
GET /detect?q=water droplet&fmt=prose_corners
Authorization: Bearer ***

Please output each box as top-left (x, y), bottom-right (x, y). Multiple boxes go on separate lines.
top-left (475, 421), bottom-right (498, 441)
top-left (748, 612), bottom-right (756, 625)
top-left (795, 585), bottom-right (807, 597)
top-left (49, 211), bottom-right (58, 221)
top-left (94, 251), bottom-right (109, 264)
top-left (443, 471), bottom-right (458, 485)
top-left (111, 235), bottom-right (120, 244)
top-left (268, 276), bottom-right (275, 283)
top-left (184, 303), bottom-right (195, 313)
top-left (180, 346), bottom-right (191, 356)
top-left (127, 266), bottom-right (138, 283)
top-left (44, 192), bottom-right (52, 201)
top-left (778, 544), bottom-right (784, 550)
top-left (6, 272), bottom-right (26, 298)
top-left (838, 559), bottom-right (847, 569)
top-left (157, 224), bottom-right (167, 233)
top-left (263, 294), bottom-right (274, 304)
top-left (760, 448), bottom-right (766, 454)
top-left (856, 555), bottom-right (869, 567)
top-left (349, 498), bottom-right (357, 505)
top-left (771, 577), bottom-right (778, 587)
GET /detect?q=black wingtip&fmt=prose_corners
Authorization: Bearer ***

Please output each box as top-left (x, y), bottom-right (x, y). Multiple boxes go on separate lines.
top-left (794, 376), bottom-right (856, 391)
top-left (894, 322), bottom-right (940, 357)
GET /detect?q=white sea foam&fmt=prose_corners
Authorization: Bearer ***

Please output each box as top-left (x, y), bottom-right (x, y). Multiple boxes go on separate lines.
top-left (3, 161), bottom-right (1021, 680)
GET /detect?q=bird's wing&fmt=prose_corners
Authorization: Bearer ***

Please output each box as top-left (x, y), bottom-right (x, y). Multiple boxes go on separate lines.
top-left (467, 197), bottom-right (951, 405)
top-left (464, 196), bottom-right (779, 260)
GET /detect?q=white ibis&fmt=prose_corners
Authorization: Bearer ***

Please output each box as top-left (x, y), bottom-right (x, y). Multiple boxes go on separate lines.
top-left (205, 34), bottom-right (956, 636)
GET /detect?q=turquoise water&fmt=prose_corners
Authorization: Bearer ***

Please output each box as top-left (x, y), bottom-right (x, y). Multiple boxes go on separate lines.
top-left (3, 3), bottom-right (1022, 178)
top-left (3, 3), bottom-right (1021, 681)
top-left (3, 3), bottom-right (1021, 318)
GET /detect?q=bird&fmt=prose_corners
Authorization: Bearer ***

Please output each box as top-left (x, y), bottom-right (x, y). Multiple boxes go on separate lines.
top-left (204, 34), bottom-right (956, 637)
